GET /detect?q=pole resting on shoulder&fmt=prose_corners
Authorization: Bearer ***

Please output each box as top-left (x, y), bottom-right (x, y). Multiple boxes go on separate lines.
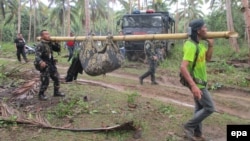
top-left (36, 31), bottom-right (239, 42)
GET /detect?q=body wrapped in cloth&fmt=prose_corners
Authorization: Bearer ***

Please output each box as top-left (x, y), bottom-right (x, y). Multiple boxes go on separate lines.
top-left (79, 36), bottom-right (124, 76)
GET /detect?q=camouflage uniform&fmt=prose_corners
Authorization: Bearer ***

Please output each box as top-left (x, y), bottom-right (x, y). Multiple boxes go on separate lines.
top-left (139, 40), bottom-right (158, 85)
top-left (153, 40), bottom-right (164, 62)
top-left (35, 40), bottom-right (64, 100)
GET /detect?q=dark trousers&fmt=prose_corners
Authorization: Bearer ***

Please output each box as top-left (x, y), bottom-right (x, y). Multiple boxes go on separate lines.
top-left (39, 65), bottom-right (60, 95)
top-left (16, 47), bottom-right (27, 62)
top-left (67, 46), bottom-right (75, 61)
top-left (140, 59), bottom-right (157, 82)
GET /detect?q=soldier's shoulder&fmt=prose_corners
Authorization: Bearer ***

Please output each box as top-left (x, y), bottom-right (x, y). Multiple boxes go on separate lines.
top-left (36, 41), bottom-right (43, 46)
top-left (35, 42), bottom-right (44, 50)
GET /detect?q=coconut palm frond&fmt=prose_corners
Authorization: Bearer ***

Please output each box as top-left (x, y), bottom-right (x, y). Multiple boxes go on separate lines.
top-left (0, 101), bottom-right (136, 132)
top-left (12, 78), bottom-right (40, 100)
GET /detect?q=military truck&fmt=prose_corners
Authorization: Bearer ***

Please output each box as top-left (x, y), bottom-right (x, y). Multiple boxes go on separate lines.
top-left (117, 9), bottom-right (175, 61)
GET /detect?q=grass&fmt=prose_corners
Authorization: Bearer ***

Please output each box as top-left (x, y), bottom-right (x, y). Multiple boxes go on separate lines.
top-left (1, 41), bottom-right (250, 141)
top-left (1, 83), bottom-right (250, 141)
top-left (160, 41), bottom-right (250, 88)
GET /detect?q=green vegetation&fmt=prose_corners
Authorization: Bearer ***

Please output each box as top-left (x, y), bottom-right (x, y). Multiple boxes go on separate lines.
top-left (127, 92), bottom-right (139, 105)
top-left (0, 0), bottom-right (250, 140)
top-left (160, 41), bottom-right (250, 88)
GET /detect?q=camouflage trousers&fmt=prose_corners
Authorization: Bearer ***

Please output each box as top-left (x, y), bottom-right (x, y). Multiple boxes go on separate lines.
top-left (140, 59), bottom-right (157, 82)
top-left (39, 65), bottom-right (60, 95)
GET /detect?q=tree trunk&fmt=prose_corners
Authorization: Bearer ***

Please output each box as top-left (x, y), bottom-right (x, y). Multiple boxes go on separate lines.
top-left (17, 0), bottom-right (21, 33)
top-left (109, 0), bottom-right (115, 34)
top-left (85, 0), bottom-right (90, 35)
top-left (107, 1), bottom-right (111, 33)
top-left (138, 0), bottom-right (140, 10)
top-left (175, 0), bottom-right (179, 33)
top-left (129, 0), bottom-right (132, 14)
top-left (67, 0), bottom-right (71, 36)
top-left (241, 0), bottom-right (250, 60)
top-left (226, 0), bottom-right (239, 52)
top-left (28, 0), bottom-right (32, 42)
top-left (33, 0), bottom-right (36, 42)
top-left (62, 5), bottom-right (65, 35)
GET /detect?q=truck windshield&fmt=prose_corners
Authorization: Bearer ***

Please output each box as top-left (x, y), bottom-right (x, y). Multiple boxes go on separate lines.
top-left (122, 15), bottom-right (162, 27)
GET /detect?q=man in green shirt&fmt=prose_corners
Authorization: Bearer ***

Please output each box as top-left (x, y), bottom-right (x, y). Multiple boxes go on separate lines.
top-left (180, 19), bottom-right (215, 141)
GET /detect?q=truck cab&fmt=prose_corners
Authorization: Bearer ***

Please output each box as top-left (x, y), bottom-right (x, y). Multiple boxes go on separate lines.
top-left (117, 9), bottom-right (175, 61)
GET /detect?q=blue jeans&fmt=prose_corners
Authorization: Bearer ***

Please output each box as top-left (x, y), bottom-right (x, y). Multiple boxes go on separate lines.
top-left (185, 88), bottom-right (215, 136)
top-left (119, 47), bottom-right (126, 58)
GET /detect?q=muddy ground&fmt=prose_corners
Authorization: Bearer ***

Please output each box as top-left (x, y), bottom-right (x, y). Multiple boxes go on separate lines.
top-left (0, 57), bottom-right (250, 141)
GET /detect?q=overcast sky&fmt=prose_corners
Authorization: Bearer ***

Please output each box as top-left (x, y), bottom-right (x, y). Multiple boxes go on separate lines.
top-left (41, 0), bottom-right (211, 15)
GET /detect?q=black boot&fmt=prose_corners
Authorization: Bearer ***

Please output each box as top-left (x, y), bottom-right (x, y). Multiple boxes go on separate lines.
top-left (151, 74), bottom-right (158, 85)
top-left (139, 71), bottom-right (151, 85)
top-left (151, 81), bottom-right (159, 85)
top-left (24, 58), bottom-right (29, 63)
top-left (39, 92), bottom-right (48, 101)
top-left (139, 77), bottom-right (143, 85)
top-left (54, 89), bottom-right (65, 97)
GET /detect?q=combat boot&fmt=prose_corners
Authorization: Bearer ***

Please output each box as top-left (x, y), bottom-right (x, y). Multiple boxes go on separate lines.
top-left (38, 92), bottom-right (48, 101)
top-left (151, 75), bottom-right (158, 85)
top-left (54, 89), bottom-right (65, 97)
top-left (24, 58), bottom-right (29, 63)
top-left (139, 71), bottom-right (151, 85)
top-left (151, 81), bottom-right (159, 85)
top-left (139, 77), bottom-right (143, 85)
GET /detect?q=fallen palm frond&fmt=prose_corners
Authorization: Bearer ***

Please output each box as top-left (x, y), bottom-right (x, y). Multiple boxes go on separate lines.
top-left (0, 102), bottom-right (136, 132)
top-left (11, 78), bottom-right (40, 100)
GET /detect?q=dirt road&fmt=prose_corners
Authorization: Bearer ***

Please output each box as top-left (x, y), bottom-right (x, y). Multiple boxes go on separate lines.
top-left (1, 58), bottom-right (250, 141)
top-left (74, 70), bottom-right (250, 120)
top-left (2, 57), bottom-right (250, 119)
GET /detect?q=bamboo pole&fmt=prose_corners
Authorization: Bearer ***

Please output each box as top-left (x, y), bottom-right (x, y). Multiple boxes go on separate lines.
top-left (37, 31), bottom-right (238, 41)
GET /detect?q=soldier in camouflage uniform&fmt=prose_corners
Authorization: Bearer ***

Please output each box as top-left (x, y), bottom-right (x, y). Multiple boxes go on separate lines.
top-left (153, 40), bottom-right (164, 62)
top-left (35, 30), bottom-right (65, 100)
top-left (139, 40), bottom-right (159, 85)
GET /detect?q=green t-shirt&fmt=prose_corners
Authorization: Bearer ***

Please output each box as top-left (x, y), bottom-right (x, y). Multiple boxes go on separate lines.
top-left (183, 40), bottom-right (207, 88)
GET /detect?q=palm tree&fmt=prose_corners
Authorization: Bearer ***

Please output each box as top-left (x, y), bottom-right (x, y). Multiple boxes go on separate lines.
top-left (32, 0), bottom-right (37, 41)
top-left (225, 0), bottom-right (239, 52)
top-left (177, 0), bottom-right (204, 32)
top-left (66, 0), bottom-right (71, 36)
top-left (0, 0), bottom-right (6, 19)
top-left (209, 0), bottom-right (239, 52)
top-left (241, 0), bottom-right (250, 57)
top-left (150, 0), bottom-right (169, 11)
top-left (17, 0), bottom-right (21, 33)
top-left (28, 0), bottom-right (32, 42)
top-left (3, 0), bottom-right (18, 25)
top-left (117, 0), bottom-right (136, 13)
top-left (0, 0), bottom-right (7, 41)
top-left (49, 0), bottom-right (67, 35)
top-left (75, 0), bottom-right (109, 35)
top-left (85, 0), bottom-right (90, 35)
top-left (168, 0), bottom-right (179, 32)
